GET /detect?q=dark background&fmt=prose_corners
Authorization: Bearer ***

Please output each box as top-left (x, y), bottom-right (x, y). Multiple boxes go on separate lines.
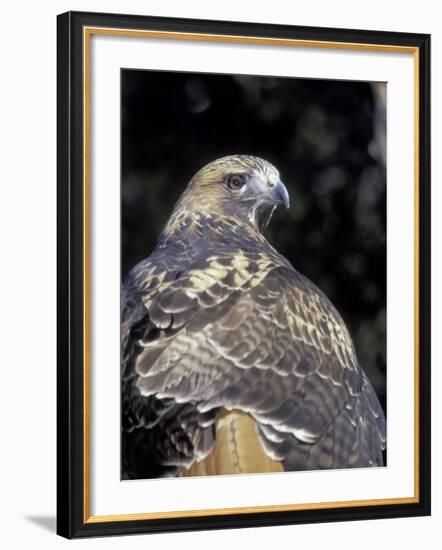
top-left (121, 69), bottom-right (386, 413)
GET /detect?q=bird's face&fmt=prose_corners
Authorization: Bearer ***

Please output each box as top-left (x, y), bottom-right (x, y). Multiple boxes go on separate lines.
top-left (188, 155), bottom-right (290, 232)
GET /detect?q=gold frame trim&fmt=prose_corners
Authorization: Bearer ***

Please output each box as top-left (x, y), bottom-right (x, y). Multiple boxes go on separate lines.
top-left (82, 27), bottom-right (421, 524)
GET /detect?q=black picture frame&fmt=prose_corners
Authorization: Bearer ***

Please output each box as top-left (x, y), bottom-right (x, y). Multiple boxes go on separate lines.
top-left (57, 10), bottom-right (431, 539)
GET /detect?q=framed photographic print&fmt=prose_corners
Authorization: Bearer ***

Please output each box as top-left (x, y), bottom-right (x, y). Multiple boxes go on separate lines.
top-left (57, 11), bottom-right (431, 538)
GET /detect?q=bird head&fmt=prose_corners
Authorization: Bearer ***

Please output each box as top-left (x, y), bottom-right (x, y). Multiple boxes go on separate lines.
top-left (179, 155), bottom-right (290, 233)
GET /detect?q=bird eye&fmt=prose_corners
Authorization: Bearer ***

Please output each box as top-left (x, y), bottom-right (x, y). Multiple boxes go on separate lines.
top-left (226, 174), bottom-right (246, 190)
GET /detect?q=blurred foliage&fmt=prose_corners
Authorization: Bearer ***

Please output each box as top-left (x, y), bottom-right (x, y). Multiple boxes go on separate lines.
top-left (122, 70), bottom-right (386, 411)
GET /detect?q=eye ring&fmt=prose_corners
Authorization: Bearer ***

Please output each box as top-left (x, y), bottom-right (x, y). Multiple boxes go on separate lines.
top-left (226, 174), bottom-right (246, 191)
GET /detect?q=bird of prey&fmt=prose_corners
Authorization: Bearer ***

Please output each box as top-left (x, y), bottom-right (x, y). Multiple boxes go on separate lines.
top-left (121, 155), bottom-right (386, 479)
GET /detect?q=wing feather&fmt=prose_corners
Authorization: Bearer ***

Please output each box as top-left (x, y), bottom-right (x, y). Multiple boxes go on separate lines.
top-left (124, 246), bottom-right (385, 475)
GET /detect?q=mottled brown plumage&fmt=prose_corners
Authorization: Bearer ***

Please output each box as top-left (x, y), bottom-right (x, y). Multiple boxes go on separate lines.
top-left (121, 155), bottom-right (385, 479)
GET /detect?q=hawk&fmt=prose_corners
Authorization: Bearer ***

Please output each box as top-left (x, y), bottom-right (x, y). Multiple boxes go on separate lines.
top-left (121, 155), bottom-right (386, 479)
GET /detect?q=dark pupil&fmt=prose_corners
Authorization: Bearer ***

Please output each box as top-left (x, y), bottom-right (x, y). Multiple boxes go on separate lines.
top-left (228, 175), bottom-right (244, 189)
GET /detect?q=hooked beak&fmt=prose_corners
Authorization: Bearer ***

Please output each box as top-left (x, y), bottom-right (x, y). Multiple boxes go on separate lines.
top-left (271, 180), bottom-right (290, 209)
